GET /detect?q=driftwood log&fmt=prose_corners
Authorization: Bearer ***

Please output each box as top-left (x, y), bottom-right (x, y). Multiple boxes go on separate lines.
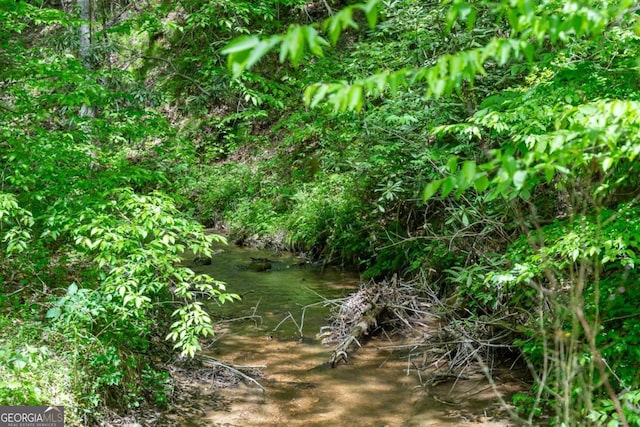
top-left (328, 285), bottom-right (386, 367)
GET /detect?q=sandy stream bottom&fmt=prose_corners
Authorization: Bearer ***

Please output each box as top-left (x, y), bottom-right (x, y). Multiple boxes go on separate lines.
top-left (158, 332), bottom-right (525, 427)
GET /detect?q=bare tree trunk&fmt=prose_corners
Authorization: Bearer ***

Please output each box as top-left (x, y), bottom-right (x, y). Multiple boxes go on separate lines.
top-left (78, 0), bottom-right (91, 69)
top-left (78, 0), bottom-right (94, 117)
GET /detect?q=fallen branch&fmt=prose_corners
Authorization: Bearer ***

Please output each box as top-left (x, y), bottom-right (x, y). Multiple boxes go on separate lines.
top-left (195, 354), bottom-right (265, 393)
top-left (328, 286), bottom-right (384, 367)
top-left (328, 315), bottom-right (378, 367)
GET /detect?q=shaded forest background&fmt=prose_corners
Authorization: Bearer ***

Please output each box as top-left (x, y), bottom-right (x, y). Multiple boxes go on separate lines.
top-left (2, 0), bottom-right (640, 425)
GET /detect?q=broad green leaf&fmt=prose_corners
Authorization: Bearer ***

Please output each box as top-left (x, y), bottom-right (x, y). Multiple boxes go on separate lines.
top-left (281, 26), bottom-right (304, 67)
top-left (466, 6), bottom-right (477, 31)
top-left (347, 85), bottom-right (364, 111)
top-left (498, 42), bottom-right (510, 66)
top-left (46, 307), bottom-right (61, 319)
top-left (13, 358), bottom-right (27, 371)
top-left (228, 49), bottom-right (251, 78)
top-left (461, 161), bottom-right (476, 182)
top-left (513, 170), bottom-right (527, 189)
top-left (423, 179), bottom-right (443, 201)
top-left (522, 42), bottom-right (535, 62)
top-left (501, 156), bottom-right (517, 176)
top-left (474, 174), bottom-right (489, 192)
top-left (304, 84), bottom-right (325, 108)
top-left (303, 26), bottom-right (328, 57)
top-left (221, 36), bottom-right (260, 55)
top-left (544, 166), bottom-right (555, 183)
top-left (323, 7), bottom-right (358, 45)
top-left (67, 283), bottom-right (78, 296)
top-left (462, 213), bottom-right (469, 227)
top-left (388, 70), bottom-right (408, 95)
top-left (447, 156), bottom-right (458, 173)
top-left (246, 39), bottom-right (276, 70)
top-left (441, 176), bottom-right (456, 198)
top-left (359, 0), bottom-right (380, 29)
top-left (445, 4), bottom-right (459, 33)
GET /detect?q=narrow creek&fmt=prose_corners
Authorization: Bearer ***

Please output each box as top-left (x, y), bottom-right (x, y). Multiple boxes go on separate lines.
top-left (164, 242), bottom-right (523, 427)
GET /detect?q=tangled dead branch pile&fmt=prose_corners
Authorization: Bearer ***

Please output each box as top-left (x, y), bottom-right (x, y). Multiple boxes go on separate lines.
top-left (322, 273), bottom-right (519, 383)
top-left (374, 281), bottom-right (523, 390)
top-left (323, 275), bottom-right (433, 367)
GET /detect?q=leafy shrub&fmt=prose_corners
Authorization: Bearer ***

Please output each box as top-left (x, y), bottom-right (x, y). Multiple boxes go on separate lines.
top-left (192, 164), bottom-right (256, 224)
top-left (285, 173), bottom-right (370, 262)
top-left (0, 315), bottom-right (82, 425)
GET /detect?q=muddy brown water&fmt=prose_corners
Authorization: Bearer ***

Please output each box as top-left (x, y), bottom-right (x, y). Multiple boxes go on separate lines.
top-left (167, 243), bottom-right (524, 426)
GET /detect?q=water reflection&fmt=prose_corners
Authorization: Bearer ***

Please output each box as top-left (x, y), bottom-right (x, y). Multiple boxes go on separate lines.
top-left (192, 243), bottom-right (359, 340)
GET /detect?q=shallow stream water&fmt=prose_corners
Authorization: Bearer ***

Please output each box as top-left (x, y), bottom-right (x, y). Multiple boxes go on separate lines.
top-left (167, 243), bottom-right (522, 426)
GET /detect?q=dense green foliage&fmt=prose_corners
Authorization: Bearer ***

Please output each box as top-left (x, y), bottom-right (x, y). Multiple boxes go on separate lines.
top-left (0, 0), bottom-right (238, 422)
top-left (3, 0), bottom-right (640, 425)
top-left (220, 0), bottom-right (640, 425)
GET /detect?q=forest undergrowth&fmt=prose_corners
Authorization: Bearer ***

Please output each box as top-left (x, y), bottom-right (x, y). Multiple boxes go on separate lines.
top-left (3, 0), bottom-right (640, 425)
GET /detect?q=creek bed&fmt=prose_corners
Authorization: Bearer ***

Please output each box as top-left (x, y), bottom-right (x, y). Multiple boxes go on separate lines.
top-left (164, 243), bottom-right (521, 426)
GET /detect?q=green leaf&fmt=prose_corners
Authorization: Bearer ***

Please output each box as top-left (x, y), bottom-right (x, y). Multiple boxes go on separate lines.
top-left (474, 174), bottom-right (489, 192)
top-left (67, 283), bottom-right (78, 296)
top-left (388, 70), bottom-right (407, 95)
top-left (445, 4), bottom-right (459, 33)
top-left (303, 26), bottom-right (328, 57)
top-left (465, 6), bottom-right (477, 31)
top-left (305, 83), bottom-right (330, 108)
top-left (447, 156), bottom-right (458, 173)
top-left (359, 0), bottom-right (380, 29)
top-left (281, 26), bottom-right (304, 67)
top-left (246, 39), bottom-right (276, 70)
top-left (513, 170), bottom-right (527, 189)
top-left (441, 176), bottom-right (456, 198)
top-left (13, 358), bottom-right (27, 371)
top-left (462, 213), bottom-right (469, 227)
top-left (423, 179), bottom-right (443, 201)
top-left (544, 167), bottom-right (555, 183)
top-left (46, 307), bottom-right (61, 319)
top-left (347, 85), bottom-right (364, 111)
top-left (223, 35), bottom-right (282, 77)
top-left (324, 7), bottom-right (358, 45)
top-left (221, 36), bottom-right (260, 55)
top-left (522, 42), bottom-right (535, 62)
top-left (461, 161), bottom-right (476, 182)
top-left (498, 42), bottom-right (510, 66)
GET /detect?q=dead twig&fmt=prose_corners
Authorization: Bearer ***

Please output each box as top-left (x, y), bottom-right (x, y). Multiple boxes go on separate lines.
top-left (196, 354), bottom-right (266, 393)
top-left (141, 55), bottom-right (212, 97)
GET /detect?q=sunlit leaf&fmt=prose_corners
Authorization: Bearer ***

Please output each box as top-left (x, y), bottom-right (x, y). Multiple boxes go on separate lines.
top-left (513, 170), bottom-right (527, 189)
top-left (423, 179), bottom-right (443, 201)
top-left (474, 174), bottom-right (489, 192)
top-left (462, 161), bottom-right (477, 182)
top-left (221, 35), bottom-right (260, 55)
top-left (441, 176), bottom-right (456, 198)
top-left (46, 307), bottom-right (61, 319)
top-left (447, 156), bottom-right (458, 173)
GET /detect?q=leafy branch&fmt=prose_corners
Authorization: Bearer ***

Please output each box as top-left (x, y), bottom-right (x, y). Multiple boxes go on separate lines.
top-left (221, 0), bottom-right (380, 78)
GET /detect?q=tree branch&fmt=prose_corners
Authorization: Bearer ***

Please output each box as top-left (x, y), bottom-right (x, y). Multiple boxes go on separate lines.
top-left (141, 55), bottom-right (211, 97)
